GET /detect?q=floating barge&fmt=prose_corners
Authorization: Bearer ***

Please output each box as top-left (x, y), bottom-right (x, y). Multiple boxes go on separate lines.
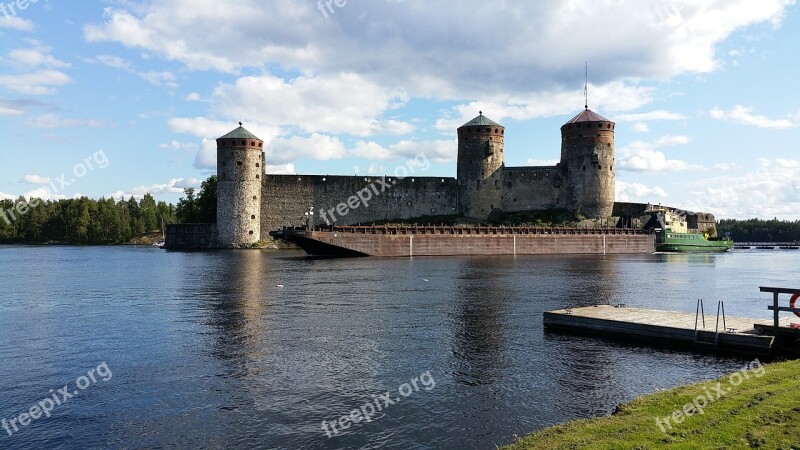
top-left (272, 225), bottom-right (655, 257)
top-left (544, 287), bottom-right (800, 355)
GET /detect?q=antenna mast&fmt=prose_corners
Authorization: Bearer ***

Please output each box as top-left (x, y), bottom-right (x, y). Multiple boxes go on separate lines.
top-left (584, 62), bottom-right (588, 110)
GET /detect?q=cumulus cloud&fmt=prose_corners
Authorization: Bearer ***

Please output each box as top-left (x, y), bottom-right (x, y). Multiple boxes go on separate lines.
top-left (617, 135), bottom-right (701, 172)
top-left (683, 158), bottom-right (800, 219)
top-left (616, 180), bottom-right (668, 203)
top-left (0, 192), bottom-right (15, 200)
top-left (110, 177), bottom-right (202, 200)
top-left (83, 0), bottom-right (793, 100)
top-left (0, 15), bottom-right (33, 31)
top-left (436, 82), bottom-right (654, 130)
top-left (211, 73), bottom-right (413, 136)
top-left (349, 139), bottom-right (456, 163)
top-left (8, 45), bottom-right (70, 69)
top-left (23, 175), bottom-right (50, 185)
top-left (0, 70), bottom-right (72, 95)
top-left (268, 134), bottom-right (347, 164)
top-left (709, 105), bottom-right (800, 129)
top-left (266, 163), bottom-right (296, 175)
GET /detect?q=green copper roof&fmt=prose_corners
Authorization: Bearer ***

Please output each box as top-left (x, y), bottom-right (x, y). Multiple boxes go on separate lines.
top-left (219, 123), bottom-right (261, 140)
top-left (459, 112), bottom-right (502, 128)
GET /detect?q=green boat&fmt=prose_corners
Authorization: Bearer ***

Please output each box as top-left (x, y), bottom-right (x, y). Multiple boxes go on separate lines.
top-left (646, 205), bottom-right (733, 253)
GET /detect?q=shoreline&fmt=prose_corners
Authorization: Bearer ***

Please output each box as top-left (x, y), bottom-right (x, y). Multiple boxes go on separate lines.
top-left (502, 358), bottom-right (800, 449)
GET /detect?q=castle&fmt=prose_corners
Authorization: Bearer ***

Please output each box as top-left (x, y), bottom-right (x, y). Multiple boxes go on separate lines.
top-left (212, 108), bottom-right (617, 247)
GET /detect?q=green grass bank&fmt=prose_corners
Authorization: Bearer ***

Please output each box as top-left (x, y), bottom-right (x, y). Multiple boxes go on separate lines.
top-left (503, 358), bottom-right (800, 449)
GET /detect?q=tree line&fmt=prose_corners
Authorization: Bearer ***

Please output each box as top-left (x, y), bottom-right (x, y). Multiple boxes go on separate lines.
top-left (0, 176), bottom-right (218, 244)
top-left (717, 218), bottom-right (800, 243)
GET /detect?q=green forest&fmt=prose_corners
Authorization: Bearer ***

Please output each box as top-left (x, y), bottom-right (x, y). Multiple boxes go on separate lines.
top-left (716, 218), bottom-right (800, 243)
top-left (1, 174), bottom-right (798, 244)
top-left (0, 176), bottom-right (217, 244)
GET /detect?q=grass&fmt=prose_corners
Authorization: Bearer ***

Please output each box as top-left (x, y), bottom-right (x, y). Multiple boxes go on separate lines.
top-left (502, 358), bottom-right (800, 450)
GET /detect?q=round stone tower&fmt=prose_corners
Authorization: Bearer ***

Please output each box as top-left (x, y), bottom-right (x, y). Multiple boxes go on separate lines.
top-left (559, 108), bottom-right (615, 219)
top-left (456, 112), bottom-right (505, 220)
top-left (216, 123), bottom-right (264, 247)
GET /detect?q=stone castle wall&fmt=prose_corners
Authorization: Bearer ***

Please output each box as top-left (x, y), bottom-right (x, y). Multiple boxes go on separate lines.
top-left (261, 174), bottom-right (458, 233)
top-left (500, 166), bottom-right (564, 212)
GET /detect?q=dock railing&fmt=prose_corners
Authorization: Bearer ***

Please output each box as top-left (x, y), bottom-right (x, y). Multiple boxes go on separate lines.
top-left (759, 286), bottom-right (800, 331)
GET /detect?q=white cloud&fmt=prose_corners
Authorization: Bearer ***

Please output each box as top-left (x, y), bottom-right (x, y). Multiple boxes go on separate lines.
top-left (89, 54), bottom-right (179, 88)
top-left (23, 175), bottom-right (50, 185)
top-left (27, 114), bottom-right (111, 128)
top-left (93, 54), bottom-right (134, 71)
top-left (266, 163), bottom-right (296, 175)
top-left (8, 46), bottom-right (70, 68)
top-left (684, 158), bottom-right (800, 219)
top-left (709, 105), bottom-right (799, 129)
top-left (0, 192), bottom-right (16, 200)
top-left (632, 122), bottom-right (650, 133)
top-left (615, 110), bottom-right (689, 122)
top-left (616, 180), bottom-right (668, 202)
top-left (139, 70), bottom-right (178, 89)
top-left (185, 92), bottom-right (202, 101)
top-left (159, 140), bottom-right (198, 151)
top-left (211, 73), bottom-right (412, 136)
top-left (268, 133), bottom-right (347, 165)
top-left (0, 99), bottom-right (31, 116)
top-left (194, 139), bottom-right (218, 170)
top-left (525, 159), bottom-right (559, 166)
top-left (617, 135), bottom-right (701, 172)
top-left (0, 15), bottom-right (34, 31)
top-left (367, 163), bottom-right (386, 175)
top-left (436, 82), bottom-right (655, 130)
top-left (83, 0), bottom-right (793, 100)
top-left (712, 162), bottom-right (739, 171)
top-left (111, 177), bottom-right (202, 199)
top-left (350, 139), bottom-right (456, 163)
top-left (0, 70), bottom-right (72, 95)
top-left (22, 187), bottom-right (67, 201)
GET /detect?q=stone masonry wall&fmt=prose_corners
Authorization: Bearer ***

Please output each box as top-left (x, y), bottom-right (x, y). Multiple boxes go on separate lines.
top-left (261, 175), bottom-right (458, 235)
top-left (500, 166), bottom-right (566, 212)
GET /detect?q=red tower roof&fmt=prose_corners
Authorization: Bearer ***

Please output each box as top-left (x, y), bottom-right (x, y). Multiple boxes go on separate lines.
top-left (565, 108), bottom-right (611, 124)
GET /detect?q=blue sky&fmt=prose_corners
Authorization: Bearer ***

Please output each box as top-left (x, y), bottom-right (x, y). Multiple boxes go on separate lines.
top-left (1, 0), bottom-right (799, 219)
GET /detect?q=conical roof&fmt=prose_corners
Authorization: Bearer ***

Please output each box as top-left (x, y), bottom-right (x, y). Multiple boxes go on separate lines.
top-left (565, 108), bottom-right (611, 124)
top-left (459, 112), bottom-right (502, 128)
top-left (219, 123), bottom-right (261, 140)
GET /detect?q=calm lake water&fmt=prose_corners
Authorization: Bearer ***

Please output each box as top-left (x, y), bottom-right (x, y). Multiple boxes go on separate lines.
top-left (0, 246), bottom-right (797, 449)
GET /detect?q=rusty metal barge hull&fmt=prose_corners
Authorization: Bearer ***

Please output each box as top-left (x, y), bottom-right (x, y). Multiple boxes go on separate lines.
top-left (272, 226), bottom-right (655, 257)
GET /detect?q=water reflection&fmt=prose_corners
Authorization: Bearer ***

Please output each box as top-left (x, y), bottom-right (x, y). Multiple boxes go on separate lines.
top-left (450, 258), bottom-right (513, 387)
top-left (195, 251), bottom-right (269, 372)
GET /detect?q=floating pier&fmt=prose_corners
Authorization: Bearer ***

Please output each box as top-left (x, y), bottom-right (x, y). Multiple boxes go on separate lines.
top-left (544, 287), bottom-right (800, 355)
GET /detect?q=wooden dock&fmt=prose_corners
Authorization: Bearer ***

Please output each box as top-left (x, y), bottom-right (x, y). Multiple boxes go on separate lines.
top-left (543, 305), bottom-right (799, 355)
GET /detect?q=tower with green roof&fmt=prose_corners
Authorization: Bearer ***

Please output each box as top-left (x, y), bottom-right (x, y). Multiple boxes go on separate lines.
top-left (456, 112), bottom-right (505, 220)
top-left (216, 123), bottom-right (264, 247)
